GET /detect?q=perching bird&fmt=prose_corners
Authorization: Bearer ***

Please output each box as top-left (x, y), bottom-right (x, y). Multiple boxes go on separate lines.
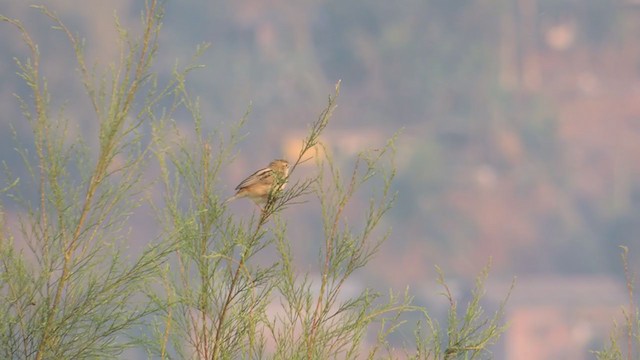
top-left (225, 159), bottom-right (289, 205)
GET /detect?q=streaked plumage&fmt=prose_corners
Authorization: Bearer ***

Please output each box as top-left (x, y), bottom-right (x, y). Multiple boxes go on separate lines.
top-left (225, 159), bottom-right (289, 205)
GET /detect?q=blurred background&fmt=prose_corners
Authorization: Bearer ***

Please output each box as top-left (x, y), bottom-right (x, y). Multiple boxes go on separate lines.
top-left (2, 1), bottom-right (640, 358)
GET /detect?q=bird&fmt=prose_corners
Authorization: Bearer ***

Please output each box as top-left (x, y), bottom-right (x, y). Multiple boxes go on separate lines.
top-left (225, 159), bottom-right (289, 206)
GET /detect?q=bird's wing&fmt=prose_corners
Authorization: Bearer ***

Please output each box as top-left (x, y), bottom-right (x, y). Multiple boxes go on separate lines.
top-left (235, 167), bottom-right (273, 190)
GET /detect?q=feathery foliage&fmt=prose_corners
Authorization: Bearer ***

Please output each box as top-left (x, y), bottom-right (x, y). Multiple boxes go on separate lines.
top-left (0, 2), bottom-right (509, 359)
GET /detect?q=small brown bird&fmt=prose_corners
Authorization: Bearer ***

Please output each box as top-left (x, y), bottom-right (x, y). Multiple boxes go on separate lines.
top-left (225, 159), bottom-right (289, 205)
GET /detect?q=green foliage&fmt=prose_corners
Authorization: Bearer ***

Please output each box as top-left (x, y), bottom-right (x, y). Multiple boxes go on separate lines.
top-left (593, 247), bottom-right (640, 360)
top-left (406, 265), bottom-right (511, 360)
top-left (0, 1), bottom-right (172, 359)
top-left (0, 2), bottom-right (509, 359)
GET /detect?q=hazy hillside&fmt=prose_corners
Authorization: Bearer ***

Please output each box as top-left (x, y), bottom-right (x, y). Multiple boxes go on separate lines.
top-left (2, 0), bottom-right (640, 285)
